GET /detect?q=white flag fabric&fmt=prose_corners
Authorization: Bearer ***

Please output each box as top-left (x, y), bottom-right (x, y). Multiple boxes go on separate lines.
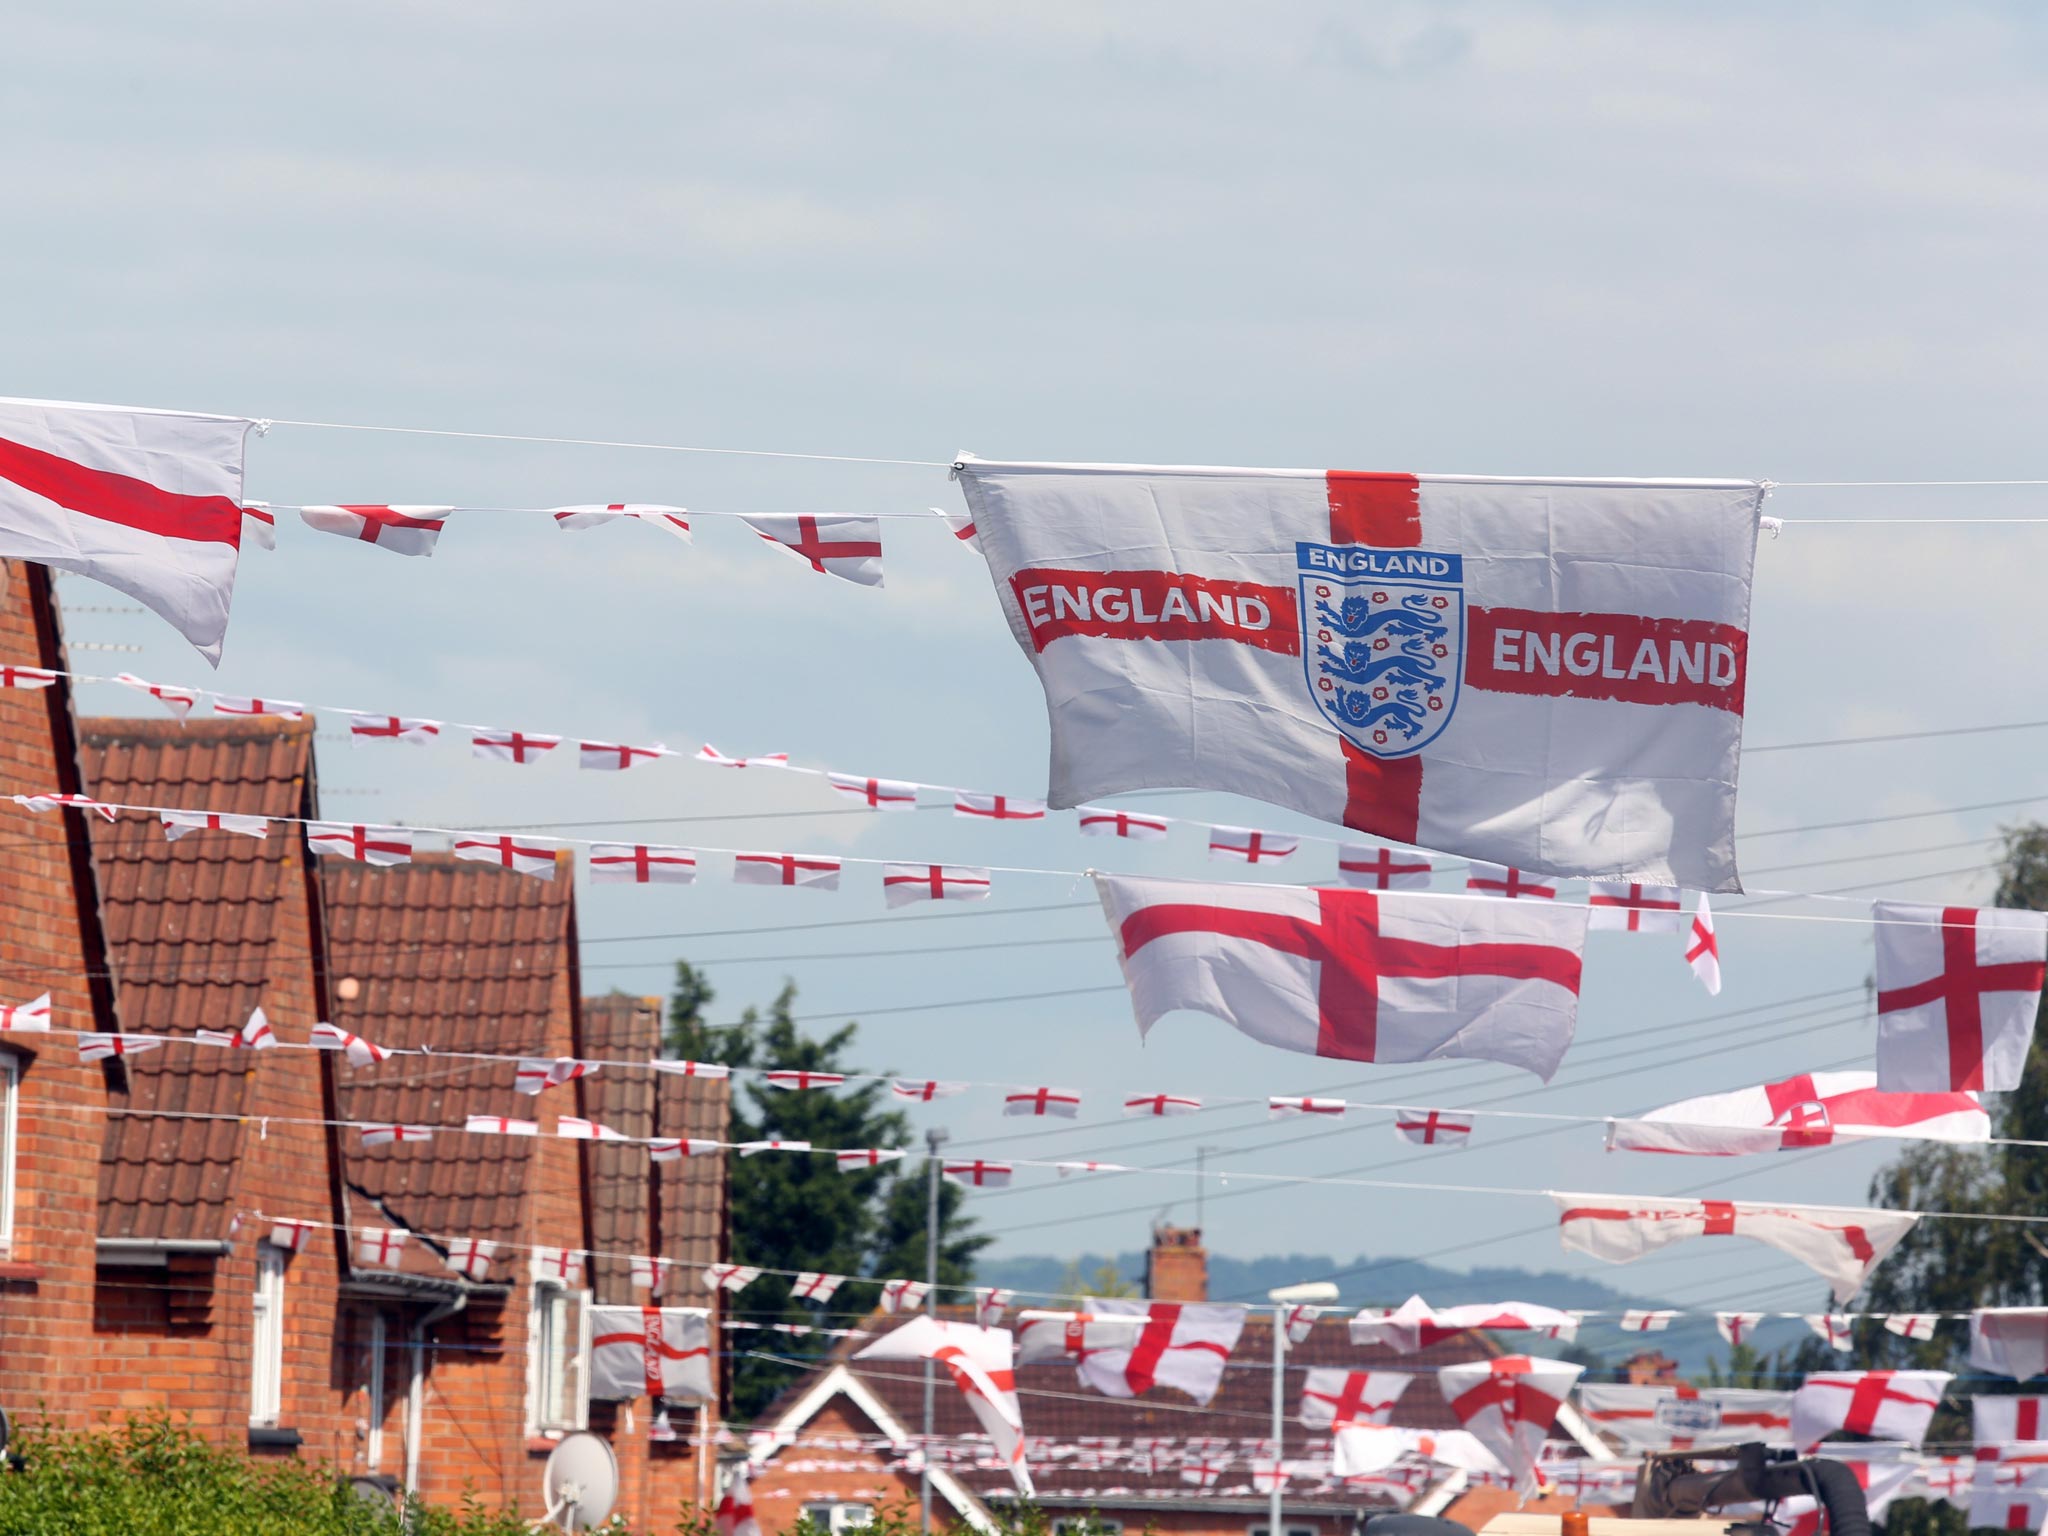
top-left (241, 503), bottom-right (276, 551)
top-left (1969, 1465), bottom-right (2048, 1536)
top-left (463, 1114), bottom-right (539, 1136)
top-left (732, 852), bottom-right (840, 889)
top-left (879, 1278), bottom-right (929, 1312)
top-left (298, 504), bottom-right (452, 557)
top-left (1805, 1314), bottom-right (1854, 1352)
top-left (957, 458), bottom-right (1764, 890)
top-left (1269, 1096), bottom-right (1346, 1118)
top-left (1576, 1383), bottom-right (1793, 1450)
top-left (469, 729), bottom-right (561, 765)
top-left (161, 809), bottom-right (269, 841)
top-left (1348, 1296), bottom-right (1579, 1354)
top-left (1553, 1192), bottom-right (1920, 1302)
top-left (827, 773), bottom-right (919, 811)
top-left (1608, 1070), bottom-right (1988, 1157)
top-left (1337, 845), bottom-right (1433, 889)
top-left (1972, 1310), bottom-right (2048, 1383)
top-left (1587, 880), bottom-right (1684, 932)
top-left (1206, 825), bottom-right (1299, 864)
top-left (1686, 893), bottom-right (1723, 994)
top-left (1077, 805), bottom-right (1170, 840)
top-left (630, 1256), bottom-right (671, 1294)
top-left (1619, 1309), bottom-right (1678, 1332)
top-left (1067, 1299), bottom-right (1246, 1406)
top-left (116, 672), bottom-right (199, 719)
top-left (1282, 1303), bottom-right (1323, 1343)
top-left (1885, 1313), bottom-right (1942, 1342)
top-left (1438, 1355), bottom-right (1585, 1492)
top-left (975, 1288), bottom-right (1012, 1326)
top-left (352, 1227), bottom-right (410, 1270)
top-left (1002, 1087), bottom-right (1080, 1118)
top-left (578, 739), bottom-right (666, 771)
top-left (345, 712), bottom-right (441, 745)
top-left (1790, 1370), bottom-right (1951, 1448)
top-left (1298, 1368), bottom-right (1412, 1429)
top-left (1123, 1092), bottom-right (1202, 1117)
top-left (589, 843), bottom-right (697, 884)
top-left (703, 1264), bottom-right (761, 1293)
top-left (589, 1306), bottom-right (713, 1402)
top-left (789, 1271), bottom-right (843, 1303)
top-left (1466, 863), bottom-right (1559, 900)
top-left (552, 503), bottom-right (691, 541)
top-left (0, 993), bottom-right (52, 1032)
top-left (1014, 1310), bottom-right (1147, 1366)
top-left (441, 1237), bottom-right (499, 1281)
top-left (857, 1316), bottom-right (1031, 1494)
top-left (1975, 1396), bottom-right (2048, 1443)
top-left (451, 834), bottom-right (558, 878)
top-left (942, 1159), bottom-right (1013, 1188)
top-left (1393, 1108), bottom-right (1473, 1145)
top-left (954, 791), bottom-right (1046, 821)
top-left (715, 1466), bottom-right (762, 1536)
top-left (1717, 1312), bottom-right (1764, 1346)
top-left (1097, 874), bottom-right (1588, 1080)
top-left (0, 399), bottom-right (253, 663)
top-left (306, 823), bottom-right (414, 866)
top-left (213, 694), bottom-right (304, 721)
top-left (1332, 1426), bottom-right (1503, 1479)
top-left (743, 514), bottom-right (883, 586)
top-left (267, 1218), bottom-right (316, 1253)
top-left (530, 1247), bottom-right (583, 1285)
top-left (882, 863), bottom-right (992, 906)
top-left (890, 1080), bottom-right (966, 1102)
top-left (1874, 902), bottom-right (2048, 1093)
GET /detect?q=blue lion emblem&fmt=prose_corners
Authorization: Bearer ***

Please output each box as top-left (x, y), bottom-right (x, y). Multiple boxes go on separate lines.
top-left (1297, 543), bottom-right (1464, 757)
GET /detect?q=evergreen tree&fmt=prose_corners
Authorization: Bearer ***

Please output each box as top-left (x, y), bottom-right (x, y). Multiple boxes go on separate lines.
top-left (664, 962), bottom-right (987, 1420)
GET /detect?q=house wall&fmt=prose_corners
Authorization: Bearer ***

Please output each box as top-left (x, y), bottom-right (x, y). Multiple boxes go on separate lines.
top-left (0, 562), bottom-right (120, 1433)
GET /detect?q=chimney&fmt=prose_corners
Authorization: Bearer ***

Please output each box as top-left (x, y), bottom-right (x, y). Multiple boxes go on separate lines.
top-left (1144, 1223), bottom-right (1207, 1302)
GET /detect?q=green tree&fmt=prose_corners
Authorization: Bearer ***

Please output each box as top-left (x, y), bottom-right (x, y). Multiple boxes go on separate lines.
top-left (1051, 1260), bottom-right (1139, 1302)
top-left (1700, 1340), bottom-right (1802, 1389)
top-left (664, 963), bottom-right (986, 1420)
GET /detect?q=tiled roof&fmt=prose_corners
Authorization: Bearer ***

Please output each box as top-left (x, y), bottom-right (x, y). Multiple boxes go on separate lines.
top-left (82, 716), bottom-right (315, 1241)
top-left (768, 1306), bottom-right (1488, 1509)
top-left (320, 850), bottom-right (575, 1284)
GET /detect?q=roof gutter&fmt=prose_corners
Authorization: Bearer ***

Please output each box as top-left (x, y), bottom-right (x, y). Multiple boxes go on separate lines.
top-left (96, 1237), bottom-right (233, 1266)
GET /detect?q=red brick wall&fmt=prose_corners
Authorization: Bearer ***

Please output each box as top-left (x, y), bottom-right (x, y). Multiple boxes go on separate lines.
top-left (0, 562), bottom-right (121, 1432)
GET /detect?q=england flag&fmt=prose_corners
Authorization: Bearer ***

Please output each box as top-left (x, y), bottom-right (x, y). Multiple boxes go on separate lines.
top-left (742, 514), bottom-right (883, 586)
top-left (1874, 902), bottom-right (2048, 1093)
top-left (1607, 1070), bottom-right (1987, 1156)
top-left (298, 504), bottom-right (452, 556)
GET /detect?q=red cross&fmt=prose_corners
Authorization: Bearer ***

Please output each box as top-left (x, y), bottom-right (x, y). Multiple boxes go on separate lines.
top-left (339, 505), bottom-right (446, 542)
top-left (2022, 1401), bottom-right (2044, 1438)
top-left (1125, 1094), bottom-right (1197, 1116)
top-left (737, 853), bottom-right (838, 884)
top-left (447, 1239), bottom-right (491, 1276)
top-left (1122, 887), bottom-right (1581, 1062)
top-left (897, 1081), bottom-right (946, 1101)
top-left (1590, 882), bottom-right (1682, 930)
top-left (0, 666), bottom-right (53, 688)
top-left (1398, 1110), bottom-right (1469, 1143)
top-left (470, 1116), bottom-right (524, 1133)
top-left (477, 730), bottom-right (555, 763)
top-left (584, 740), bottom-right (662, 768)
top-left (1687, 911), bottom-right (1719, 965)
top-left (768, 516), bottom-right (883, 573)
top-left (1877, 906), bottom-right (2047, 1091)
top-left (1273, 1097), bottom-right (1344, 1114)
top-left (593, 845), bottom-right (694, 882)
top-left (1448, 1364), bottom-right (1563, 1433)
top-left (456, 834), bottom-right (552, 869)
top-left (945, 1160), bottom-right (1009, 1184)
top-left (314, 824), bottom-right (408, 861)
top-left (959, 795), bottom-right (1042, 820)
top-left (769, 1069), bottom-right (844, 1090)
top-left (1006, 1087), bottom-right (1075, 1115)
top-left (1341, 847), bottom-right (1430, 887)
top-left (1122, 1304), bottom-right (1232, 1393)
top-left (886, 865), bottom-right (989, 901)
top-left (368, 1124), bottom-right (429, 1144)
top-left (843, 777), bottom-right (915, 808)
top-left (1467, 866), bottom-right (1556, 899)
top-left (356, 1229), bottom-right (406, 1267)
top-left (1216, 829), bottom-right (1290, 862)
top-left (1080, 809), bottom-right (1166, 837)
top-left (1807, 1372), bottom-right (1942, 1435)
top-left (535, 1248), bottom-right (578, 1281)
top-left (1304, 1371), bottom-right (1398, 1427)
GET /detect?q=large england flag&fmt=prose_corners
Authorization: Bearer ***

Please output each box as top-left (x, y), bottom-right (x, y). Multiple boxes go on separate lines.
top-left (1553, 1193), bottom-right (1918, 1302)
top-left (1576, 1383), bottom-right (1794, 1450)
top-left (0, 398), bottom-right (252, 663)
top-left (589, 1306), bottom-right (714, 1402)
top-left (1608, 1070), bottom-right (1988, 1156)
top-left (1066, 1299), bottom-right (1246, 1406)
top-left (1439, 1355), bottom-right (1585, 1492)
top-left (1298, 1368), bottom-right (1413, 1429)
top-left (1790, 1370), bottom-right (1951, 1449)
top-left (857, 1317), bottom-right (1032, 1494)
top-left (958, 459), bottom-right (1765, 890)
top-left (1874, 902), bottom-right (2048, 1093)
top-left (1096, 874), bottom-right (1588, 1080)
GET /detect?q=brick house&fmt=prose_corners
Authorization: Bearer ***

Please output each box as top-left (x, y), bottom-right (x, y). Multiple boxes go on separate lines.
top-left (743, 1225), bottom-right (1606, 1536)
top-left (0, 562), bottom-right (730, 1527)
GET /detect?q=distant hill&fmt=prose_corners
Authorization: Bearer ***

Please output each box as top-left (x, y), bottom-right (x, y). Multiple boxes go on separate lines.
top-left (976, 1249), bottom-right (1820, 1374)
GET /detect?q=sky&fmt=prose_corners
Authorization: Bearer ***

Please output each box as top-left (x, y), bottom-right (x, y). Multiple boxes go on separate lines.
top-left (4, 2), bottom-right (2046, 1314)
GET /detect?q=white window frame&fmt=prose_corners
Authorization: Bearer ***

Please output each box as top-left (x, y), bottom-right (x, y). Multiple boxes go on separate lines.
top-left (803, 1503), bottom-right (875, 1534)
top-left (1054, 1521), bottom-right (1121, 1536)
top-left (250, 1241), bottom-right (288, 1427)
top-left (527, 1282), bottom-right (590, 1435)
top-left (0, 1050), bottom-right (17, 1256)
top-left (366, 1311), bottom-right (387, 1470)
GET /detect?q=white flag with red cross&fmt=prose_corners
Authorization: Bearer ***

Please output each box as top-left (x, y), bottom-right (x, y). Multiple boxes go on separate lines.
top-left (233, 1007), bottom-right (276, 1050)
top-left (552, 503), bottom-right (692, 541)
top-left (267, 1217), bottom-right (317, 1253)
top-left (891, 1079), bottom-right (966, 1102)
top-left (715, 1465), bottom-right (762, 1536)
top-left (732, 851), bottom-right (840, 889)
top-left (956, 459), bottom-right (1764, 890)
top-left (1717, 1312), bottom-right (1764, 1346)
top-left (943, 1159), bottom-right (1014, 1188)
top-left (307, 823), bottom-right (414, 865)
top-left (954, 792), bottom-right (1046, 822)
top-left (1282, 1304), bottom-right (1322, 1343)
top-left (115, 672), bottom-right (199, 719)
top-left (976, 1288), bottom-right (1013, 1326)
top-left (79, 1033), bottom-right (161, 1060)
top-left (737, 1138), bottom-right (810, 1157)
top-left (1298, 1368), bottom-right (1413, 1430)
top-left (742, 514), bottom-right (884, 586)
top-left (298, 504), bottom-right (452, 556)
top-left (883, 863), bottom-right (992, 907)
top-left (1971, 1310), bottom-right (2048, 1383)
top-left (1269, 1096), bottom-right (1346, 1118)
top-left (464, 1114), bottom-right (539, 1136)
top-left (590, 1306), bottom-right (713, 1402)
top-left (1874, 901), bottom-right (2048, 1093)
top-left (241, 502), bottom-right (276, 550)
top-left (790, 1271), bottom-right (845, 1304)
top-left (1618, 1310), bottom-right (1678, 1332)
top-left (161, 809), bottom-right (269, 841)
top-left (0, 665), bottom-right (56, 689)
top-left (1097, 873), bottom-right (1589, 1081)
top-left (344, 712), bottom-right (441, 746)
top-left (0, 399), bottom-right (253, 663)
top-left (1014, 1310), bottom-right (1145, 1366)
top-left (828, 773), bottom-right (919, 811)
top-left (765, 1069), bottom-right (845, 1092)
top-left (1123, 1092), bottom-right (1202, 1117)
top-left (1791, 1370), bottom-right (1951, 1448)
top-left (649, 1136), bottom-right (722, 1162)
top-left (452, 833), bottom-right (558, 878)
top-left (696, 745), bottom-right (789, 769)
top-left (1806, 1314), bottom-right (1854, 1351)
top-left (14, 791), bottom-right (118, 821)
top-left (1393, 1108), bottom-right (1473, 1146)
top-left (1975, 1396), bottom-right (2048, 1444)
top-left (1686, 893), bottom-right (1723, 994)
top-left (649, 1059), bottom-right (729, 1080)
top-left (1077, 805), bottom-right (1170, 840)
top-left (589, 843), bottom-right (697, 884)
top-left (1439, 1355), bottom-right (1584, 1491)
top-left (1588, 880), bottom-right (1684, 933)
top-left (1348, 1296), bottom-right (1580, 1354)
top-left (579, 739), bottom-right (666, 771)
top-left (1207, 826), bottom-right (1299, 865)
top-left (1338, 845), bottom-right (1432, 890)
top-left (630, 1256), bottom-right (671, 1294)
top-left (1608, 1070), bottom-right (1988, 1157)
top-left (0, 993), bottom-right (50, 1032)
top-left (213, 694), bottom-right (303, 720)
top-left (1968, 1463), bottom-right (2048, 1536)
top-left (442, 1237), bottom-right (499, 1281)
top-left (557, 1117), bottom-right (625, 1141)
top-left (857, 1316), bottom-right (1032, 1494)
top-left (469, 728), bottom-right (561, 765)
top-left (703, 1263), bottom-right (761, 1293)
top-left (1003, 1086), bottom-right (1080, 1118)
top-left (880, 1278), bottom-right (929, 1313)
top-left (1915, 1457), bottom-right (1976, 1507)
top-left (1465, 863), bottom-right (1559, 900)
top-left (530, 1247), bottom-right (583, 1285)
top-left (359, 1123), bottom-right (434, 1147)
top-left (352, 1227), bottom-right (411, 1270)
top-left (1066, 1299), bottom-right (1246, 1406)
top-left (1576, 1383), bottom-right (1793, 1450)
top-left (1057, 1160), bottom-right (1131, 1176)
top-left (1553, 1193), bottom-right (1919, 1302)
top-left (1885, 1313), bottom-right (1942, 1342)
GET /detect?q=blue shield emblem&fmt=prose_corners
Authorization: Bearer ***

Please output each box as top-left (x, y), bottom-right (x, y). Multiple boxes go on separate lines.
top-left (1297, 542), bottom-right (1464, 758)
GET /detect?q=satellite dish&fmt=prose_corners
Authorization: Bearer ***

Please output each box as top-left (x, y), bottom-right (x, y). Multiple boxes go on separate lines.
top-left (346, 1476), bottom-right (396, 1509)
top-left (538, 1432), bottom-right (618, 1531)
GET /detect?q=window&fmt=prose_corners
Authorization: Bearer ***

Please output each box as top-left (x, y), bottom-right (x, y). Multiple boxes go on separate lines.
top-left (1054, 1521), bottom-right (1122, 1536)
top-left (0, 1050), bottom-right (17, 1255)
top-left (527, 1283), bottom-right (587, 1434)
top-left (365, 1312), bottom-right (387, 1470)
top-left (250, 1243), bottom-right (287, 1427)
top-left (802, 1503), bottom-right (874, 1533)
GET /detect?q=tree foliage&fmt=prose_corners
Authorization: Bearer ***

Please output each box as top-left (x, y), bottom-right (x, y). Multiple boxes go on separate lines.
top-left (664, 963), bottom-right (988, 1422)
